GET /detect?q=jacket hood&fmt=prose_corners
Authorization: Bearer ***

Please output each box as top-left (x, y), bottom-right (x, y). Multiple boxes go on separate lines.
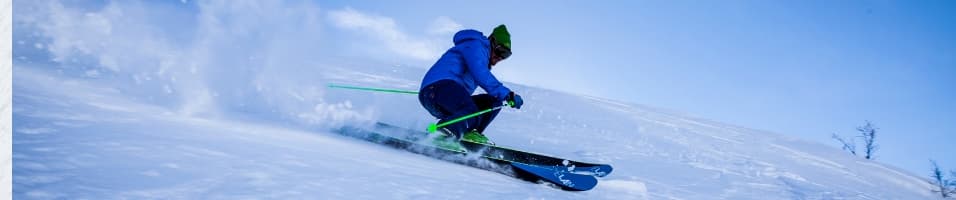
top-left (453, 29), bottom-right (487, 45)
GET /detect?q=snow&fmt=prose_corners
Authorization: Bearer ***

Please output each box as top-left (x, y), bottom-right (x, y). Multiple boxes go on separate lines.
top-left (11, 1), bottom-right (940, 199)
top-left (11, 61), bottom-right (940, 199)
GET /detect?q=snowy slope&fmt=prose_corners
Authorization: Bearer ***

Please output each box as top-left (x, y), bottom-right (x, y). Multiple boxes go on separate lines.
top-left (12, 1), bottom-right (938, 199)
top-left (12, 62), bottom-right (936, 199)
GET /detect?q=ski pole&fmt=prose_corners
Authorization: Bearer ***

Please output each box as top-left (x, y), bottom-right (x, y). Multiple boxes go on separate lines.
top-left (328, 83), bottom-right (516, 133)
top-left (327, 83), bottom-right (419, 94)
top-left (427, 105), bottom-right (507, 133)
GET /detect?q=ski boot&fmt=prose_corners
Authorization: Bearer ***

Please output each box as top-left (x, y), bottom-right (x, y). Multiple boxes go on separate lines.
top-left (462, 130), bottom-right (494, 145)
top-left (431, 127), bottom-right (464, 151)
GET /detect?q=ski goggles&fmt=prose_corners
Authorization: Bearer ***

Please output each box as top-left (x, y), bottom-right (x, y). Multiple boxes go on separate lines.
top-left (493, 43), bottom-right (512, 60)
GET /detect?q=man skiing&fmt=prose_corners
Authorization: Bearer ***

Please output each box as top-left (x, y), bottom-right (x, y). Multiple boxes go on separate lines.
top-left (418, 24), bottom-right (524, 144)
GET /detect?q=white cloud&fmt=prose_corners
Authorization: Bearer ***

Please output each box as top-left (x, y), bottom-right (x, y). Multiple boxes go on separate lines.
top-left (328, 7), bottom-right (460, 62)
top-left (428, 16), bottom-right (463, 36)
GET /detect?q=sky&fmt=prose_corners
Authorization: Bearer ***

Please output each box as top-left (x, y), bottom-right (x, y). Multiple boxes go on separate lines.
top-left (14, 0), bottom-right (956, 178)
top-left (316, 1), bottom-right (956, 176)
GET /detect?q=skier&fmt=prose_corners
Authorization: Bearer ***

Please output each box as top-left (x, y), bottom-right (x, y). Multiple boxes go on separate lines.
top-left (418, 24), bottom-right (524, 144)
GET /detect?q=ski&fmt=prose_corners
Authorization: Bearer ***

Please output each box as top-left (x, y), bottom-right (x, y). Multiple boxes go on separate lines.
top-left (511, 162), bottom-right (598, 191)
top-left (373, 122), bottom-right (614, 177)
top-left (334, 123), bottom-right (602, 191)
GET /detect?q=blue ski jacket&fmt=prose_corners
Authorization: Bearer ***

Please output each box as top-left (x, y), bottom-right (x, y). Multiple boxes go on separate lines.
top-left (420, 29), bottom-right (511, 101)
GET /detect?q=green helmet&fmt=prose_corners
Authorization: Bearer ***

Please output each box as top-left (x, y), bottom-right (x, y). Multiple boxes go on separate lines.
top-left (490, 24), bottom-right (511, 49)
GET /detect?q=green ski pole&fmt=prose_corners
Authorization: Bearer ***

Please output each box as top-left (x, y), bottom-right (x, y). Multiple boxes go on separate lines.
top-left (427, 104), bottom-right (509, 133)
top-left (327, 83), bottom-right (419, 94)
top-left (328, 83), bottom-right (517, 134)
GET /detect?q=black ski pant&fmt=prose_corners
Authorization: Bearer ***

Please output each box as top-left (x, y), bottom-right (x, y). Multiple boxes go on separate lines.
top-left (419, 80), bottom-right (502, 135)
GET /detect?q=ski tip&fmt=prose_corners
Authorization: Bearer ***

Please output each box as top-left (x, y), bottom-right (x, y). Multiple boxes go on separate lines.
top-left (588, 165), bottom-right (614, 177)
top-left (426, 124), bottom-right (437, 133)
top-left (510, 162), bottom-right (598, 191)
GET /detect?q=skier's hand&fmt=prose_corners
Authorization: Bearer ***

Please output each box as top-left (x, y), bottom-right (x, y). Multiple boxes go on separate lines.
top-left (507, 92), bottom-right (524, 109)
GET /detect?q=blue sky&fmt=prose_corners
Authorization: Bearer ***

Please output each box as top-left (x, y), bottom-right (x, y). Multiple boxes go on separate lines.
top-left (15, 0), bottom-right (954, 177)
top-left (318, 0), bottom-right (956, 175)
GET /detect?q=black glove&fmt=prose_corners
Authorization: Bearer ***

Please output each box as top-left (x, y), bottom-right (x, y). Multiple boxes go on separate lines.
top-left (507, 92), bottom-right (524, 109)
